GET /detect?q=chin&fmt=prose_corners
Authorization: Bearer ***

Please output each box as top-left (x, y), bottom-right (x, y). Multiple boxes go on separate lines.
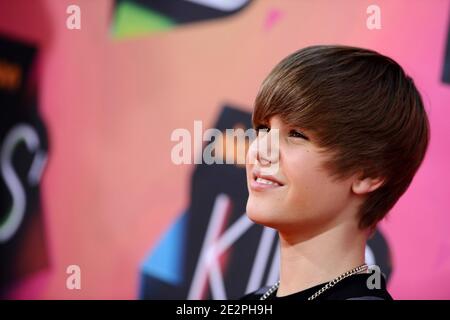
top-left (245, 198), bottom-right (279, 228)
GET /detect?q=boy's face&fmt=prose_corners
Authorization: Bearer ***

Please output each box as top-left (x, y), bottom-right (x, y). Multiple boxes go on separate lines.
top-left (246, 115), bottom-right (357, 236)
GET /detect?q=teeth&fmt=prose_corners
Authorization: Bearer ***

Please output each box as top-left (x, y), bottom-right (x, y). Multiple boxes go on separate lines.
top-left (256, 177), bottom-right (280, 186)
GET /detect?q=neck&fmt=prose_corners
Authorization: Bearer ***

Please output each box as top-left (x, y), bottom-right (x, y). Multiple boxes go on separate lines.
top-left (276, 219), bottom-right (368, 297)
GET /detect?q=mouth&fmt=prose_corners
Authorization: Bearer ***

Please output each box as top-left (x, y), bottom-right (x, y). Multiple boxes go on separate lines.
top-left (250, 170), bottom-right (284, 191)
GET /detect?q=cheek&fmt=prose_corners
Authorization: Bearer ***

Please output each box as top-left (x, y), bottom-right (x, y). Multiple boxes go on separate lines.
top-left (283, 151), bottom-right (342, 207)
top-left (284, 166), bottom-right (320, 209)
top-left (283, 150), bottom-right (320, 191)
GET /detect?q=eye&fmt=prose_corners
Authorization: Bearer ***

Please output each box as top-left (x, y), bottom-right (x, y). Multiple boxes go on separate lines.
top-left (256, 124), bottom-right (270, 135)
top-left (288, 129), bottom-right (309, 140)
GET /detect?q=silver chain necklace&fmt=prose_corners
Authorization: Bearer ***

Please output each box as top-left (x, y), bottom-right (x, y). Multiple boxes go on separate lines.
top-left (260, 263), bottom-right (369, 300)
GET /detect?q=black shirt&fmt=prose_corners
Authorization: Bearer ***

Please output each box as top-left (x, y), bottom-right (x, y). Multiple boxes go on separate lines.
top-left (241, 273), bottom-right (393, 300)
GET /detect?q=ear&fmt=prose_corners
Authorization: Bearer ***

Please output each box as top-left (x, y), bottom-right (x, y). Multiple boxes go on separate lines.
top-left (352, 175), bottom-right (384, 195)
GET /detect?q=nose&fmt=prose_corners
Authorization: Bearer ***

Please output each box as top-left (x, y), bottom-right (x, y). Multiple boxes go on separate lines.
top-left (257, 153), bottom-right (271, 165)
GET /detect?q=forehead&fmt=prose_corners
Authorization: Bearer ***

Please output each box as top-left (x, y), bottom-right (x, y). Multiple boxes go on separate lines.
top-left (266, 115), bottom-right (286, 126)
top-left (265, 115), bottom-right (322, 144)
top-left (264, 115), bottom-right (307, 131)
top-left (256, 113), bottom-right (289, 125)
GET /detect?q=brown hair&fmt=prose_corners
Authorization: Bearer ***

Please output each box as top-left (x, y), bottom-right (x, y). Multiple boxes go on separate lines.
top-left (253, 45), bottom-right (430, 229)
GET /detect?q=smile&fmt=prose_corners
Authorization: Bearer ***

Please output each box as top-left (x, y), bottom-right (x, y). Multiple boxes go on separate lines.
top-left (255, 177), bottom-right (281, 186)
top-left (250, 171), bottom-right (284, 191)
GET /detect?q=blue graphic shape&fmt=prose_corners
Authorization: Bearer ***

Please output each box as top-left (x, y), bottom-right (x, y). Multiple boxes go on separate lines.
top-left (140, 212), bottom-right (187, 285)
